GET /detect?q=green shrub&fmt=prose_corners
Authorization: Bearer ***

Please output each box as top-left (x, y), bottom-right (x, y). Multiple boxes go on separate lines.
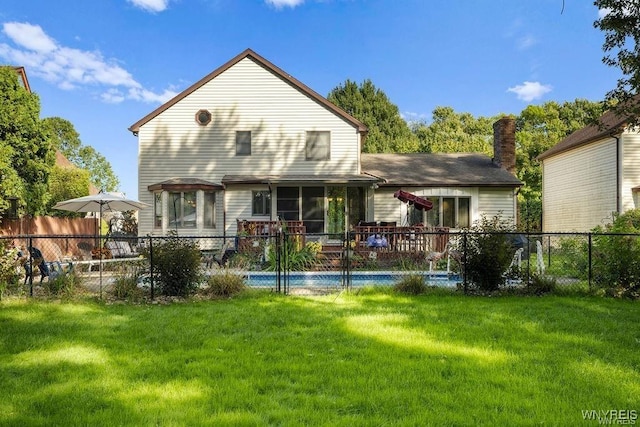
top-left (266, 238), bottom-right (316, 271)
top-left (393, 274), bottom-right (426, 295)
top-left (525, 274), bottom-right (557, 295)
top-left (228, 252), bottom-right (257, 270)
top-left (462, 214), bottom-right (517, 292)
top-left (0, 241), bottom-right (21, 299)
top-left (44, 270), bottom-right (79, 298)
top-left (591, 209), bottom-right (640, 299)
top-left (145, 233), bottom-right (204, 297)
top-left (204, 271), bottom-right (247, 298)
top-left (552, 236), bottom-right (588, 279)
top-left (110, 274), bottom-right (144, 301)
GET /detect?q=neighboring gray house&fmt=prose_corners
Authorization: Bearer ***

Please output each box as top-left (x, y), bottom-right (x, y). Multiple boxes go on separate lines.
top-left (129, 49), bottom-right (521, 240)
top-left (538, 108), bottom-right (640, 232)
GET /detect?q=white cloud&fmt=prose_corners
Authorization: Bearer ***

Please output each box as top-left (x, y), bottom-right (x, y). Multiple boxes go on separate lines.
top-left (3, 22), bottom-right (56, 52)
top-left (507, 81), bottom-right (552, 102)
top-left (598, 8), bottom-right (611, 19)
top-left (517, 35), bottom-right (537, 50)
top-left (0, 21), bottom-right (174, 104)
top-left (265, 0), bottom-right (305, 9)
top-left (128, 87), bottom-right (177, 104)
top-left (127, 0), bottom-right (170, 13)
top-left (101, 88), bottom-right (126, 104)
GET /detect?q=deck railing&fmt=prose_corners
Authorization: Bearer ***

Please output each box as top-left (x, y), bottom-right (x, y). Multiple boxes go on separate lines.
top-left (353, 225), bottom-right (449, 253)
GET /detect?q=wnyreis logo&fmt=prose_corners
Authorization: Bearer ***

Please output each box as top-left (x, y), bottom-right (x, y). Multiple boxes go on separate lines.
top-left (582, 409), bottom-right (637, 425)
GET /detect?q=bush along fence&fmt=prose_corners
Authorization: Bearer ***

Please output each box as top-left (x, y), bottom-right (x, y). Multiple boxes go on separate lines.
top-left (1, 229), bottom-right (639, 299)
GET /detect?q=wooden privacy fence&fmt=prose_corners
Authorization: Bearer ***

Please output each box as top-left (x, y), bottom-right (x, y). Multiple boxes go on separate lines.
top-left (0, 216), bottom-right (97, 237)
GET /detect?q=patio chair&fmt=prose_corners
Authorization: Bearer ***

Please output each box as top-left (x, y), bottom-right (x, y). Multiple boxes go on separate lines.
top-left (212, 240), bottom-right (237, 267)
top-left (105, 240), bottom-right (139, 259)
top-left (21, 246), bottom-right (51, 284)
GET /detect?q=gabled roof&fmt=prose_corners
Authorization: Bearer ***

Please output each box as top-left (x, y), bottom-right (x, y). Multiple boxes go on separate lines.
top-left (129, 48), bottom-right (367, 134)
top-left (361, 153), bottom-right (522, 187)
top-left (537, 105), bottom-right (628, 161)
top-left (13, 66), bottom-right (30, 92)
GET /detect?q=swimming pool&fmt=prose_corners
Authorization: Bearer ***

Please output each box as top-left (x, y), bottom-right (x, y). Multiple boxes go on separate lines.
top-left (243, 270), bottom-right (461, 289)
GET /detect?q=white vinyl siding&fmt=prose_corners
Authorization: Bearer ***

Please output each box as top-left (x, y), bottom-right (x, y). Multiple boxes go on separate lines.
top-left (622, 132), bottom-right (640, 211)
top-left (542, 138), bottom-right (617, 232)
top-left (477, 189), bottom-right (517, 225)
top-left (137, 57), bottom-right (361, 236)
top-left (225, 185), bottom-right (272, 236)
top-left (373, 188), bottom-right (481, 228)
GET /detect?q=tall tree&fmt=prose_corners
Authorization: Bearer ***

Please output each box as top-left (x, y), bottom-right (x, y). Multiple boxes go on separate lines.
top-left (0, 66), bottom-right (53, 217)
top-left (411, 106), bottom-right (498, 155)
top-left (47, 165), bottom-right (91, 217)
top-left (327, 79), bottom-right (419, 153)
top-left (594, 0), bottom-right (640, 124)
top-left (42, 117), bottom-right (120, 192)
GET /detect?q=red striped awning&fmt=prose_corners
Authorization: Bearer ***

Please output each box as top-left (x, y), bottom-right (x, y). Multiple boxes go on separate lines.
top-left (393, 190), bottom-right (433, 211)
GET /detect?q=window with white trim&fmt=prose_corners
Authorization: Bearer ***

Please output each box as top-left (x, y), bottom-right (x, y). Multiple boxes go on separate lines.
top-left (168, 191), bottom-right (197, 229)
top-left (305, 131), bottom-right (330, 160)
top-left (429, 196), bottom-right (470, 228)
top-left (252, 190), bottom-right (271, 216)
top-left (411, 196), bottom-right (471, 228)
top-left (236, 131), bottom-right (251, 156)
top-left (154, 192), bottom-right (162, 229)
top-left (204, 192), bottom-right (216, 228)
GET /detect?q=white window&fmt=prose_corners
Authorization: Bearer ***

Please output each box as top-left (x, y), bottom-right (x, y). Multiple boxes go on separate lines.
top-left (252, 191), bottom-right (271, 216)
top-left (417, 196), bottom-right (471, 228)
top-left (305, 131), bottom-right (330, 160)
top-left (236, 131), bottom-right (251, 156)
top-left (204, 192), bottom-right (216, 228)
top-left (169, 191), bottom-right (197, 229)
top-left (154, 192), bottom-right (162, 229)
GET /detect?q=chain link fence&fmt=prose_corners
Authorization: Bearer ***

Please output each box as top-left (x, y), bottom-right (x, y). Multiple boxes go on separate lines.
top-left (1, 230), bottom-right (638, 298)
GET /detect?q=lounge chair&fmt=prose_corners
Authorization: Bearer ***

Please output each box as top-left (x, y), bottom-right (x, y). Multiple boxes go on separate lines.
top-left (105, 240), bottom-right (139, 259)
top-left (21, 246), bottom-right (72, 284)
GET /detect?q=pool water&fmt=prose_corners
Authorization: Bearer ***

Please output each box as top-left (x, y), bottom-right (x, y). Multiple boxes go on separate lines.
top-left (244, 270), bottom-right (461, 289)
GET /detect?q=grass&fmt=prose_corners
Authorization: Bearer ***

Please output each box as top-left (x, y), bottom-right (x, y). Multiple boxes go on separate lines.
top-left (1, 289), bottom-right (639, 426)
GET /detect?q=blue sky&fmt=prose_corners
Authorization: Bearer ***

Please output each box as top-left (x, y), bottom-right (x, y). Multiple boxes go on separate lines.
top-left (0, 0), bottom-right (617, 199)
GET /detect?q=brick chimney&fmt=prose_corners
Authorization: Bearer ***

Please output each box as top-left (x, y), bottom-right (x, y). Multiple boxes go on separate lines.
top-left (492, 116), bottom-right (516, 175)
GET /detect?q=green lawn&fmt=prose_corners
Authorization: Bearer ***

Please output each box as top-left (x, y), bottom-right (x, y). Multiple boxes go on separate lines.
top-left (1, 290), bottom-right (638, 426)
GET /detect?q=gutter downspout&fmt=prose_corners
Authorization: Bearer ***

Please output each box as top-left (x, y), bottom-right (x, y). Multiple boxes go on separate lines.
top-left (222, 184), bottom-right (226, 240)
top-left (612, 134), bottom-right (621, 214)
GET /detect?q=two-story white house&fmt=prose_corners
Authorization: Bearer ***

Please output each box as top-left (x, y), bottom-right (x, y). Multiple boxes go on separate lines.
top-left (129, 49), bottom-right (521, 241)
top-left (538, 107), bottom-right (640, 232)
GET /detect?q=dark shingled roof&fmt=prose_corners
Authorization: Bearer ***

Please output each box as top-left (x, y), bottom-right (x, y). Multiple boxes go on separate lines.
top-left (537, 106), bottom-right (629, 161)
top-left (148, 177), bottom-right (224, 191)
top-left (222, 174), bottom-right (378, 185)
top-left (361, 153), bottom-right (522, 187)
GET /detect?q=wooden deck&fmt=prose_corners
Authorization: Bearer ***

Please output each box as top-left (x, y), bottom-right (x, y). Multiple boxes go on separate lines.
top-left (236, 220), bottom-right (449, 259)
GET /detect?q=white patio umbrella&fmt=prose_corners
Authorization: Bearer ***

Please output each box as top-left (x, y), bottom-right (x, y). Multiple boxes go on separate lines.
top-left (53, 191), bottom-right (150, 297)
top-left (53, 191), bottom-right (150, 214)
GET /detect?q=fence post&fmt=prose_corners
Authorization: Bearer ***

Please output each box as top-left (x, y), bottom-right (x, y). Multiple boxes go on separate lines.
top-left (588, 233), bottom-right (592, 289)
top-left (28, 235), bottom-right (33, 297)
top-left (275, 229), bottom-right (281, 294)
top-left (283, 231), bottom-right (289, 295)
top-left (526, 231), bottom-right (531, 282)
top-left (462, 231), bottom-right (468, 294)
top-left (149, 236), bottom-right (154, 300)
